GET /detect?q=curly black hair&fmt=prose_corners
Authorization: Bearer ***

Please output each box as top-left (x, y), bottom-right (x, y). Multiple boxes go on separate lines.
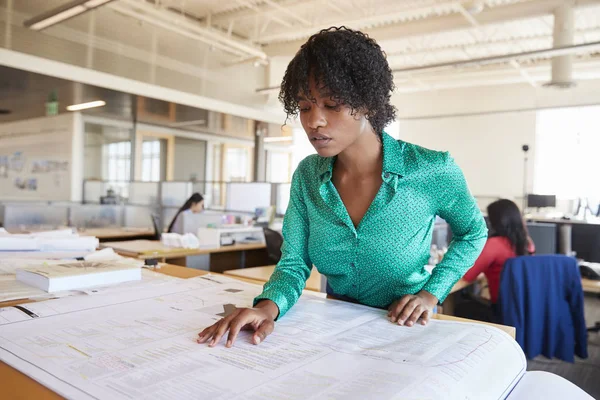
top-left (279, 26), bottom-right (396, 136)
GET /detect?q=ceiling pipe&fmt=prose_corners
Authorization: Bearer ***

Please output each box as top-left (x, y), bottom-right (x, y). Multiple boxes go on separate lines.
top-left (544, 3), bottom-right (576, 88)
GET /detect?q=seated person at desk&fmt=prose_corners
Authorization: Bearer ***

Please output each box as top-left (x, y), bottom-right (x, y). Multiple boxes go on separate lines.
top-left (457, 199), bottom-right (535, 321)
top-left (167, 193), bottom-right (204, 234)
top-left (198, 27), bottom-right (488, 348)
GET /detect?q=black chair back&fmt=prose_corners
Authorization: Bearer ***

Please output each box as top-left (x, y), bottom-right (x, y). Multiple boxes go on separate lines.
top-left (263, 228), bottom-right (283, 264)
top-left (150, 214), bottom-right (161, 240)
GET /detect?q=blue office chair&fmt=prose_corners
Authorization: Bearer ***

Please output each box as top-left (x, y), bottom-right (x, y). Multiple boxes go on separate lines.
top-left (498, 255), bottom-right (588, 362)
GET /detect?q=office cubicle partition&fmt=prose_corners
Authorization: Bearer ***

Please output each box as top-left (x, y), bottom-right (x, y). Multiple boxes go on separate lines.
top-left (0, 203), bottom-right (70, 230)
top-left (79, 179), bottom-right (293, 232)
top-left (70, 204), bottom-right (123, 228)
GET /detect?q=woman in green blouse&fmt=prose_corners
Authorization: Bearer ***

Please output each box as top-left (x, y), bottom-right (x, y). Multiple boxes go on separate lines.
top-left (198, 27), bottom-right (487, 348)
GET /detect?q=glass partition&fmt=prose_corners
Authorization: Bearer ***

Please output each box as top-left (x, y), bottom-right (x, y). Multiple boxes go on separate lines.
top-left (275, 183), bottom-right (291, 216)
top-left (124, 205), bottom-right (155, 229)
top-left (1, 204), bottom-right (69, 230)
top-left (129, 182), bottom-right (159, 206)
top-left (226, 183), bottom-right (271, 213)
top-left (161, 182), bottom-right (192, 207)
top-left (70, 204), bottom-right (123, 228)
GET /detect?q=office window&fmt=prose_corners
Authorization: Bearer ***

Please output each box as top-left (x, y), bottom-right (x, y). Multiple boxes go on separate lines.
top-left (141, 140), bottom-right (161, 182)
top-left (104, 141), bottom-right (131, 198)
top-left (225, 147), bottom-right (249, 182)
top-left (105, 141), bottom-right (131, 182)
top-left (534, 106), bottom-right (600, 199)
top-left (267, 151), bottom-right (291, 183)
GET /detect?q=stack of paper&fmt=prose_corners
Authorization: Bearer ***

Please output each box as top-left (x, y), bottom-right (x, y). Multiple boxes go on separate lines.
top-left (16, 261), bottom-right (142, 293)
top-left (0, 249), bottom-right (145, 302)
top-left (0, 229), bottom-right (98, 252)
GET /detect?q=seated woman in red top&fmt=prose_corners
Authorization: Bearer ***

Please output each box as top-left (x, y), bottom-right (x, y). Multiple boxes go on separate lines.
top-left (457, 199), bottom-right (535, 321)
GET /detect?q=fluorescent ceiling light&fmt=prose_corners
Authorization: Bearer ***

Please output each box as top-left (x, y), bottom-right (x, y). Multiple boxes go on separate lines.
top-left (66, 100), bottom-right (106, 111)
top-left (24, 0), bottom-right (115, 31)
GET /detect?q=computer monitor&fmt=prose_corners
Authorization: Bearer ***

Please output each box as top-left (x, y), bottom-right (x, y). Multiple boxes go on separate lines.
top-left (254, 206), bottom-right (275, 226)
top-left (527, 194), bottom-right (556, 209)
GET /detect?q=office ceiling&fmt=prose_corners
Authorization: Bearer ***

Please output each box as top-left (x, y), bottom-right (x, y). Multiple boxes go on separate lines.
top-left (3, 0), bottom-right (600, 94)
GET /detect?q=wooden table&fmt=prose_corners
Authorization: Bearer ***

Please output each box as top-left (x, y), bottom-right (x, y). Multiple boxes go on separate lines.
top-left (100, 240), bottom-right (268, 272)
top-left (224, 265), bottom-right (322, 292)
top-left (0, 263), bottom-right (516, 400)
top-left (78, 227), bottom-right (156, 241)
top-left (582, 278), bottom-right (600, 294)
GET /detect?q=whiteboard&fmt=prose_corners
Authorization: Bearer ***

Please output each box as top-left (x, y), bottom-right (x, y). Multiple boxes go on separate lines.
top-left (0, 115), bottom-right (75, 201)
top-left (225, 183), bottom-right (271, 213)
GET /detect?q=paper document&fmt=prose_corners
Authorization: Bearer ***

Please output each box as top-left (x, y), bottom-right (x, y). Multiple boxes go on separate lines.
top-left (16, 261), bottom-right (142, 292)
top-left (29, 229), bottom-right (77, 238)
top-left (507, 371), bottom-right (593, 399)
top-left (83, 248), bottom-right (123, 262)
top-left (0, 277), bottom-right (528, 399)
top-left (0, 261), bottom-right (176, 303)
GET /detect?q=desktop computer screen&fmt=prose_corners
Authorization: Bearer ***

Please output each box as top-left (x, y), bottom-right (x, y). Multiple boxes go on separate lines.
top-left (527, 194), bottom-right (556, 209)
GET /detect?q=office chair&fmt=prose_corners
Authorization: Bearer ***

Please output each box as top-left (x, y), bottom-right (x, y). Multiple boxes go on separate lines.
top-left (263, 228), bottom-right (283, 265)
top-left (498, 255), bottom-right (588, 361)
top-left (150, 214), bottom-right (162, 241)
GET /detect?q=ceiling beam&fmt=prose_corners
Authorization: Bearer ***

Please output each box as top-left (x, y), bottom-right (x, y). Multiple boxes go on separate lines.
top-left (261, 0), bottom-right (311, 26)
top-left (263, 0), bottom-right (600, 56)
top-left (110, 0), bottom-right (267, 59)
top-left (212, 0), bottom-right (319, 25)
top-left (233, 0), bottom-right (292, 29)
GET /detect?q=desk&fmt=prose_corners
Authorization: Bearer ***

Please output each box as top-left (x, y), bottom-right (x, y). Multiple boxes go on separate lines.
top-left (527, 217), bottom-right (600, 260)
top-left (100, 240), bottom-right (268, 272)
top-left (582, 278), bottom-right (600, 294)
top-left (224, 265), bottom-right (322, 292)
top-left (437, 274), bottom-right (487, 316)
top-left (78, 227), bottom-right (156, 242)
top-left (0, 263), bottom-right (516, 400)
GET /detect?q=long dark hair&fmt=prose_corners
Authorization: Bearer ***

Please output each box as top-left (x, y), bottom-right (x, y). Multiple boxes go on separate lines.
top-left (167, 193), bottom-right (204, 233)
top-left (487, 199), bottom-right (528, 256)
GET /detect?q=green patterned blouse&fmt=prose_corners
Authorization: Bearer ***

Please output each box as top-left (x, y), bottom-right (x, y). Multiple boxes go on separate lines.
top-left (255, 132), bottom-right (487, 319)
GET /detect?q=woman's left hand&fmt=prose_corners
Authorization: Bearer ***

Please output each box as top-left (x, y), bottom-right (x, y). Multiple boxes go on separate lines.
top-left (388, 291), bottom-right (438, 327)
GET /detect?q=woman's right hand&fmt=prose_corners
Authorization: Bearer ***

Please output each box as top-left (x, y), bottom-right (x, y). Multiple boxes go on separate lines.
top-left (197, 300), bottom-right (278, 348)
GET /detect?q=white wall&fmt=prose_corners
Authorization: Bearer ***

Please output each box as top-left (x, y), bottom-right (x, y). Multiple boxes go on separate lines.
top-left (395, 80), bottom-right (600, 206)
top-left (393, 80), bottom-right (600, 119)
top-left (399, 112), bottom-right (536, 202)
top-left (0, 113), bottom-right (83, 202)
top-left (173, 137), bottom-right (207, 181)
